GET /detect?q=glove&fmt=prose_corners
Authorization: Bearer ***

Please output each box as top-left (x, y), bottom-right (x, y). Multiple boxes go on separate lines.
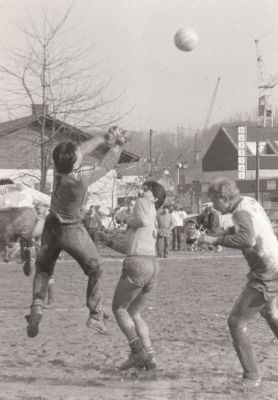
top-left (104, 126), bottom-right (129, 146)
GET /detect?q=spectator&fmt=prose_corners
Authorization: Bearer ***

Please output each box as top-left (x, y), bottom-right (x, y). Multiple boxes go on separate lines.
top-left (156, 205), bottom-right (173, 258)
top-left (170, 205), bottom-right (187, 251)
top-left (197, 204), bottom-right (222, 252)
top-left (84, 205), bottom-right (103, 244)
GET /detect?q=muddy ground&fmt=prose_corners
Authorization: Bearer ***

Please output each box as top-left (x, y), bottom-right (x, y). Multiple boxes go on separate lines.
top-left (0, 249), bottom-right (277, 400)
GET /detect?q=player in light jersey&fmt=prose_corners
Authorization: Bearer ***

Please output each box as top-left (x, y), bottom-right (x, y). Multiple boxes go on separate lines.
top-left (0, 179), bottom-right (50, 276)
top-left (200, 177), bottom-right (278, 387)
top-left (99, 181), bottom-right (166, 370)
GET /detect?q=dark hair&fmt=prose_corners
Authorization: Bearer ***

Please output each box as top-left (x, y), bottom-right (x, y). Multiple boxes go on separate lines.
top-left (52, 142), bottom-right (77, 174)
top-left (0, 178), bottom-right (14, 185)
top-left (142, 181), bottom-right (166, 210)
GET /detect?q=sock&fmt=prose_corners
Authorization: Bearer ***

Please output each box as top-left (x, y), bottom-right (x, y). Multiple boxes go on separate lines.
top-left (129, 337), bottom-right (144, 354)
top-left (145, 346), bottom-right (155, 358)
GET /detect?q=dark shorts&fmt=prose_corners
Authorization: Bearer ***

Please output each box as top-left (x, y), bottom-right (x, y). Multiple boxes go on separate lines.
top-left (0, 208), bottom-right (38, 243)
top-left (248, 278), bottom-right (278, 301)
top-left (121, 255), bottom-right (159, 292)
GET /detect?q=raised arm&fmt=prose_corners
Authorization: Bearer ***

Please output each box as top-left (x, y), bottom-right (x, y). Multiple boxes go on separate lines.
top-left (79, 126), bottom-right (128, 157)
top-left (79, 135), bottom-right (106, 157)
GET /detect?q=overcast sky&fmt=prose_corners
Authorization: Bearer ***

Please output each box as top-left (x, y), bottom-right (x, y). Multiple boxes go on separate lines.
top-left (0, 0), bottom-right (278, 133)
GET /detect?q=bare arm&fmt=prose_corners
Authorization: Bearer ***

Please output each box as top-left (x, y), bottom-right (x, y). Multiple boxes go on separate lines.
top-left (79, 135), bottom-right (105, 157)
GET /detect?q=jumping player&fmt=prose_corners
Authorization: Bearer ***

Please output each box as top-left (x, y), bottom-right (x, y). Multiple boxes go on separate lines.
top-left (200, 177), bottom-right (278, 387)
top-left (99, 181), bottom-right (166, 370)
top-left (26, 127), bottom-right (128, 338)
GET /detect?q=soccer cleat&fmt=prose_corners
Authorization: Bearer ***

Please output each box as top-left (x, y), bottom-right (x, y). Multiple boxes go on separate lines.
top-left (145, 354), bottom-right (157, 370)
top-left (86, 317), bottom-right (107, 335)
top-left (26, 305), bottom-right (43, 338)
top-left (119, 349), bottom-right (154, 371)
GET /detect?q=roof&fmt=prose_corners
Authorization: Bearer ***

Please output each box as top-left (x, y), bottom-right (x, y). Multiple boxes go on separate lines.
top-left (223, 125), bottom-right (278, 145)
top-left (0, 115), bottom-right (139, 164)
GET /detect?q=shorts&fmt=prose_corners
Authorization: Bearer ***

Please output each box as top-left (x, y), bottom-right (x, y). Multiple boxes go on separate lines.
top-left (121, 255), bottom-right (159, 292)
top-left (248, 278), bottom-right (278, 301)
top-left (0, 207), bottom-right (38, 243)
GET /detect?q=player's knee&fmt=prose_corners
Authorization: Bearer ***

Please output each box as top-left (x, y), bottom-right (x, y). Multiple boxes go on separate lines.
top-left (130, 310), bottom-right (142, 321)
top-left (112, 301), bottom-right (128, 318)
top-left (227, 314), bottom-right (246, 336)
top-left (85, 259), bottom-right (103, 279)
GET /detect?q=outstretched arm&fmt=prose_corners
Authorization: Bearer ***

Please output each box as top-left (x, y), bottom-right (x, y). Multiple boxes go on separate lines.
top-left (79, 126), bottom-right (128, 157)
top-left (200, 210), bottom-right (255, 249)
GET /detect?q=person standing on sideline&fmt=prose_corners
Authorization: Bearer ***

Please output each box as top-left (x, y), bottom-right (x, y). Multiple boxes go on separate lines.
top-left (200, 177), bottom-right (278, 387)
top-left (156, 205), bottom-right (173, 258)
top-left (26, 126), bottom-right (128, 338)
top-left (84, 205), bottom-right (103, 244)
top-left (99, 181), bottom-right (166, 370)
top-left (170, 205), bottom-right (187, 250)
top-left (197, 204), bottom-right (222, 252)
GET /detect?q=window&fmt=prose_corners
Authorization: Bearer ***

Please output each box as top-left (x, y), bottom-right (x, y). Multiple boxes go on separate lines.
top-left (267, 180), bottom-right (276, 191)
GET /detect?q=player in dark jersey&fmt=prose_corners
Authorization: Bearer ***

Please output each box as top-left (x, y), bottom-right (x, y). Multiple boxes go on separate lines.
top-left (26, 127), bottom-right (128, 338)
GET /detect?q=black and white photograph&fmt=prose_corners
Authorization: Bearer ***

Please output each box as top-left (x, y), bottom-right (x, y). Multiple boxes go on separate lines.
top-left (0, 1), bottom-right (278, 399)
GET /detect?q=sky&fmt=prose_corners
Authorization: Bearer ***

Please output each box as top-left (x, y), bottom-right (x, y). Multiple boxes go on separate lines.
top-left (0, 0), bottom-right (278, 133)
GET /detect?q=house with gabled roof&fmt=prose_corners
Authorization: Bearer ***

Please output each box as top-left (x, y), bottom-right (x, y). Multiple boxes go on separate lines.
top-left (177, 125), bottom-right (278, 215)
top-left (202, 126), bottom-right (278, 181)
top-left (0, 104), bottom-right (139, 208)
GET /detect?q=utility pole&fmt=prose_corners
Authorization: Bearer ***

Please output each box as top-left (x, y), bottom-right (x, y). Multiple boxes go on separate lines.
top-left (255, 141), bottom-right (260, 201)
top-left (149, 129), bottom-right (153, 176)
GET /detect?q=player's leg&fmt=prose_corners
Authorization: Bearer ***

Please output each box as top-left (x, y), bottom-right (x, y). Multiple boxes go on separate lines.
top-left (127, 290), bottom-right (157, 368)
top-left (26, 215), bottom-right (60, 338)
top-left (23, 217), bottom-right (46, 277)
top-left (59, 223), bottom-right (105, 333)
top-left (112, 277), bottom-right (150, 369)
top-left (46, 275), bottom-right (55, 307)
top-left (260, 296), bottom-right (278, 338)
top-left (227, 285), bottom-right (268, 385)
top-left (112, 256), bottom-right (158, 370)
top-left (22, 237), bottom-right (34, 276)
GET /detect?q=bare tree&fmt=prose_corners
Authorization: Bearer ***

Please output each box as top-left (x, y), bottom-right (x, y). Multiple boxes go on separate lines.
top-left (0, 2), bottom-right (127, 192)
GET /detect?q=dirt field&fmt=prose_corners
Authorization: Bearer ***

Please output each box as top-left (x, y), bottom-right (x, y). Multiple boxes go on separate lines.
top-left (0, 249), bottom-right (277, 400)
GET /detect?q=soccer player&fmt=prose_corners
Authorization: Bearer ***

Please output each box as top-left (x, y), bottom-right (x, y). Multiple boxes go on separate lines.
top-left (0, 178), bottom-right (50, 276)
top-left (200, 177), bottom-right (278, 387)
top-left (26, 127), bottom-right (128, 338)
top-left (99, 181), bottom-right (166, 370)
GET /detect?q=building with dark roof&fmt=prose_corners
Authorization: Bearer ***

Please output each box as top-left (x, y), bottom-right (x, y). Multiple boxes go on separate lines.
top-left (177, 125), bottom-right (278, 215)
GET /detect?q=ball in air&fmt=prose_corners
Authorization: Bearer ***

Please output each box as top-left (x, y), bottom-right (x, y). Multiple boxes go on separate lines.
top-left (174, 27), bottom-right (199, 52)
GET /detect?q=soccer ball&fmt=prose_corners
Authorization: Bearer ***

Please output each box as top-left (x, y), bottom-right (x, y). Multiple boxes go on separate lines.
top-left (174, 27), bottom-right (199, 52)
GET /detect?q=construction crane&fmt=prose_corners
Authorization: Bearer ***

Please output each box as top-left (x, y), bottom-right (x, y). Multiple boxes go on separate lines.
top-left (203, 77), bottom-right (221, 131)
top-left (255, 38), bottom-right (278, 127)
